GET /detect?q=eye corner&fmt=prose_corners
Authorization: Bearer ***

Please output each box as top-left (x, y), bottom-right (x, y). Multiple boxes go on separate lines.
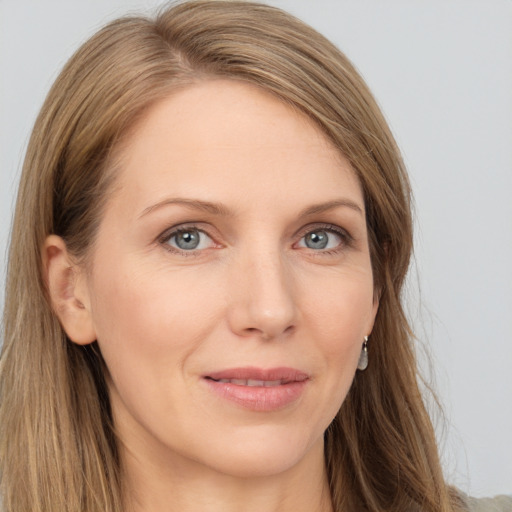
top-left (158, 225), bottom-right (220, 255)
top-left (294, 223), bottom-right (354, 254)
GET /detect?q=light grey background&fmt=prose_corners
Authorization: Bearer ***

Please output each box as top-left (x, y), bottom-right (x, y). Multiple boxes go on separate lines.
top-left (1, 0), bottom-right (511, 498)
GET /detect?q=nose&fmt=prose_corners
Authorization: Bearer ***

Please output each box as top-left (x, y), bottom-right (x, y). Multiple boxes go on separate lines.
top-left (226, 248), bottom-right (297, 341)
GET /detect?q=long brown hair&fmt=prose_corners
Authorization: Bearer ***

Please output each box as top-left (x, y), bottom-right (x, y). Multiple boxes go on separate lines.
top-left (1, 1), bottom-right (465, 511)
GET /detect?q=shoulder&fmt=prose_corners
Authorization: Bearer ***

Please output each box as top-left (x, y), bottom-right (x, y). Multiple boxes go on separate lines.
top-left (464, 495), bottom-right (512, 512)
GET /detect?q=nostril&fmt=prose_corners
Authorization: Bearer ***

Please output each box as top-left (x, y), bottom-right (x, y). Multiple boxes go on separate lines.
top-left (227, 276), bottom-right (297, 339)
top-left (243, 324), bottom-right (295, 341)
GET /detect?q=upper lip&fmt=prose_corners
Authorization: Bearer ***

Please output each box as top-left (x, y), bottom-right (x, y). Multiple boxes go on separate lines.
top-left (205, 366), bottom-right (309, 383)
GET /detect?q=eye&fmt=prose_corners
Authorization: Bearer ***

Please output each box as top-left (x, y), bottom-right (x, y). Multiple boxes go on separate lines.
top-left (163, 227), bottom-right (215, 252)
top-left (296, 226), bottom-right (348, 251)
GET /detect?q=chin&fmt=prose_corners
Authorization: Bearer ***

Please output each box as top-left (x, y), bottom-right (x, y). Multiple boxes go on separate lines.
top-left (192, 425), bottom-right (324, 479)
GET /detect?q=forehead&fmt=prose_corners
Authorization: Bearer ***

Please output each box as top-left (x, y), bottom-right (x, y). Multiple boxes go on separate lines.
top-left (110, 79), bottom-right (363, 217)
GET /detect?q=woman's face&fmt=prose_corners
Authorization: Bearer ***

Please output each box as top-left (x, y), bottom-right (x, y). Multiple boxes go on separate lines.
top-left (78, 80), bottom-right (378, 479)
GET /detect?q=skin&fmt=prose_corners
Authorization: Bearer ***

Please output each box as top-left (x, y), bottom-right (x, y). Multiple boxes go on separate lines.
top-left (45, 80), bottom-right (378, 512)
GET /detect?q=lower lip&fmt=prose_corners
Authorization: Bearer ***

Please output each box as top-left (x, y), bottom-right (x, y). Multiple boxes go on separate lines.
top-left (204, 379), bottom-right (307, 412)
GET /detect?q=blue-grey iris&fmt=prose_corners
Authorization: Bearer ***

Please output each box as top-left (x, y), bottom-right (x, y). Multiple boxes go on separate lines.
top-left (305, 231), bottom-right (328, 249)
top-left (175, 230), bottom-right (200, 250)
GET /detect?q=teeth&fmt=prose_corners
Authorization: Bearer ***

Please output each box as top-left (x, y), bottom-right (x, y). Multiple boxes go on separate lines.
top-left (214, 378), bottom-right (284, 387)
top-left (247, 379), bottom-right (265, 387)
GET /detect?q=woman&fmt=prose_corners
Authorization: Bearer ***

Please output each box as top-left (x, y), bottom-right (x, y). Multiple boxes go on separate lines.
top-left (0, 1), bottom-right (509, 511)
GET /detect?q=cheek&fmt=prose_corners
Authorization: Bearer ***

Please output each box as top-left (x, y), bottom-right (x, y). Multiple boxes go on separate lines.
top-left (300, 269), bottom-right (374, 395)
top-left (88, 260), bottom-right (223, 378)
top-left (302, 268), bottom-right (375, 343)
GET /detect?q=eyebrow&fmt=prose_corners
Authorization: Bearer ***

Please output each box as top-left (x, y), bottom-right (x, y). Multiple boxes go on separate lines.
top-left (139, 197), bottom-right (363, 219)
top-left (139, 198), bottom-right (233, 218)
top-left (299, 199), bottom-right (364, 217)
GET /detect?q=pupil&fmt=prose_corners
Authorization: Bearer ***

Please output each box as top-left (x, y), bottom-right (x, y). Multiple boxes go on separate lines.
top-left (306, 231), bottom-right (328, 249)
top-left (176, 230), bottom-right (200, 250)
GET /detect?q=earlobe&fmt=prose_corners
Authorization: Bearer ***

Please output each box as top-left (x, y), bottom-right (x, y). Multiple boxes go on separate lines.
top-left (43, 235), bottom-right (96, 345)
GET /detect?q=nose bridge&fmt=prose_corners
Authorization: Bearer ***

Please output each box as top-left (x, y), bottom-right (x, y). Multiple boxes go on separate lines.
top-left (227, 242), bottom-right (297, 340)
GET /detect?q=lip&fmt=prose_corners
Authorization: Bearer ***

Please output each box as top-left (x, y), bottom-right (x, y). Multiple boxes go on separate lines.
top-left (203, 366), bottom-right (309, 412)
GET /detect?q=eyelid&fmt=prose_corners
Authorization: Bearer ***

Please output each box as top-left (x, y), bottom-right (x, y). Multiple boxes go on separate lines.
top-left (157, 223), bottom-right (220, 255)
top-left (156, 221), bottom-right (354, 256)
top-left (293, 223), bottom-right (354, 251)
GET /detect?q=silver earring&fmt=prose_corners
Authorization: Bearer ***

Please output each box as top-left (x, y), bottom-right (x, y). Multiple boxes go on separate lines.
top-left (357, 336), bottom-right (369, 371)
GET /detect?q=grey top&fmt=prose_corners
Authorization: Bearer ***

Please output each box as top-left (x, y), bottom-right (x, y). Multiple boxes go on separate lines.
top-left (466, 495), bottom-right (512, 512)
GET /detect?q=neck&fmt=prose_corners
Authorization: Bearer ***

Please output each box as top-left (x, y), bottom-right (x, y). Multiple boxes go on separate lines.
top-left (121, 437), bottom-right (333, 512)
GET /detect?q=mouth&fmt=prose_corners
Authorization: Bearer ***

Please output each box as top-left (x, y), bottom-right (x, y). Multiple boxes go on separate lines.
top-left (206, 378), bottom-right (292, 387)
top-left (204, 366), bottom-right (309, 385)
top-left (203, 367), bottom-right (309, 411)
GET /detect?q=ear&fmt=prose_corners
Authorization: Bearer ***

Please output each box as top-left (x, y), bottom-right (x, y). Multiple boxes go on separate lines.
top-left (43, 235), bottom-right (96, 345)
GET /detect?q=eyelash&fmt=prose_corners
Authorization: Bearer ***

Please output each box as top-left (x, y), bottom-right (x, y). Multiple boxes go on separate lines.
top-left (158, 223), bottom-right (353, 256)
top-left (158, 225), bottom-right (216, 257)
top-left (296, 223), bottom-right (354, 255)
